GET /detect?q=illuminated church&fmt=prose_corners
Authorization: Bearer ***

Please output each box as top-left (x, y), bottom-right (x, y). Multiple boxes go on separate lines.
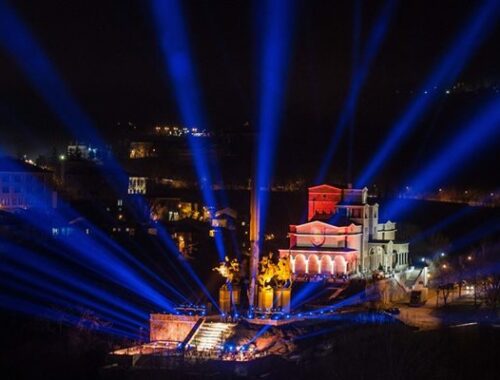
top-left (279, 185), bottom-right (409, 278)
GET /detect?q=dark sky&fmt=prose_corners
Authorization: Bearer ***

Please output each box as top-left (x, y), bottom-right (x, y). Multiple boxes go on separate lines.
top-left (0, 0), bottom-right (499, 187)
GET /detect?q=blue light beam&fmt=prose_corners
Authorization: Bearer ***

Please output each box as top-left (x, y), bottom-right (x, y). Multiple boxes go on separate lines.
top-left (0, 0), bottom-right (100, 145)
top-left (254, 0), bottom-right (297, 243)
top-left (150, 0), bottom-right (226, 260)
top-left (0, 2), bottom-right (207, 304)
top-left (316, 0), bottom-right (397, 184)
top-left (0, 295), bottom-right (140, 339)
top-left (356, 0), bottom-right (500, 187)
top-left (0, 261), bottom-right (143, 330)
top-left (384, 95), bottom-right (500, 219)
top-left (0, 240), bottom-right (148, 322)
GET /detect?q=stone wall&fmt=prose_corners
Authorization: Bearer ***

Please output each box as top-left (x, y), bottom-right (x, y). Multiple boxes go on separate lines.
top-left (149, 314), bottom-right (199, 342)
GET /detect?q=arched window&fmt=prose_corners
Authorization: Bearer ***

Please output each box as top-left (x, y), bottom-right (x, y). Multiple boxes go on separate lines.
top-left (308, 255), bottom-right (320, 274)
top-left (294, 254), bottom-right (306, 274)
top-left (321, 255), bottom-right (333, 274)
top-left (334, 256), bottom-right (347, 274)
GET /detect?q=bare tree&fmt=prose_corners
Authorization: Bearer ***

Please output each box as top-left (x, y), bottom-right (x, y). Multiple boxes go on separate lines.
top-left (481, 275), bottom-right (500, 311)
top-left (440, 283), bottom-right (454, 306)
top-left (462, 240), bottom-right (500, 309)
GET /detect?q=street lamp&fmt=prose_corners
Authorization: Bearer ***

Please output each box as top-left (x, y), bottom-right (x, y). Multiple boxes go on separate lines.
top-left (59, 154), bottom-right (66, 161)
top-left (440, 252), bottom-right (446, 257)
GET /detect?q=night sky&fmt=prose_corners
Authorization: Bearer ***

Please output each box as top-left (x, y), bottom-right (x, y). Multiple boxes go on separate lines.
top-left (1, 0), bottom-right (499, 187)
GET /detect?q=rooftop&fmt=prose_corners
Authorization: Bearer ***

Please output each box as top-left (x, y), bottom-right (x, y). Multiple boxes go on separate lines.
top-left (0, 157), bottom-right (51, 173)
top-left (282, 246), bottom-right (358, 253)
top-left (369, 239), bottom-right (409, 245)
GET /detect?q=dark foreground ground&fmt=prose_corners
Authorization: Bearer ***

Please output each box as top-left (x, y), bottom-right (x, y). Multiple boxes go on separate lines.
top-left (1, 311), bottom-right (499, 380)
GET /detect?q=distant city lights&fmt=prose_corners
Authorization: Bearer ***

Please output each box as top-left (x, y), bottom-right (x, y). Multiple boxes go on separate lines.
top-left (154, 125), bottom-right (210, 137)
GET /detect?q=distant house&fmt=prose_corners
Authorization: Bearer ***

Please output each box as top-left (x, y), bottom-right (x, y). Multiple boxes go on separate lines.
top-left (0, 157), bottom-right (56, 211)
top-left (211, 207), bottom-right (237, 230)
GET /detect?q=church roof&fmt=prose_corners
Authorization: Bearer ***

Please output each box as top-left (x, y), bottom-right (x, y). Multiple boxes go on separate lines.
top-left (214, 207), bottom-right (237, 219)
top-left (291, 219), bottom-right (360, 230)
top-left (308, 214), bottom-right (361, 227)
top-left (308, 184), bottom-right (342, 193)
top-left (281, 247), bottom-right (357, 253)
top-left (308, 184), bottom-right (368, 193)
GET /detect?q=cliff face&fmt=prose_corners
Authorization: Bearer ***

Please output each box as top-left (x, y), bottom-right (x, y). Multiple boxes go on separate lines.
top-left (229, 322), bottom-right (300, 355)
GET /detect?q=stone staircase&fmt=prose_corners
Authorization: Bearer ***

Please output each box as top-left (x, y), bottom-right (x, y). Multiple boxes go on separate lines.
top-left (189, 322), bottom-right (236, 351)
top-left (404, 267), bottom-right (425, 289)
top-left (328, 283), bottom-right (348, 301)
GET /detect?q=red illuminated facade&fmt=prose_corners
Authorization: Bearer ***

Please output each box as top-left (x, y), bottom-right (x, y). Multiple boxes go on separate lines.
top-left (280, 185), bottom-right (409, 279)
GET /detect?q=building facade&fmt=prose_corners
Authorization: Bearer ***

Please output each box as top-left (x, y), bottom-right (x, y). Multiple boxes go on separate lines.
top-left (279, 184), bottom-right (409, 279)
top-left (0, 158), bottom-right (55, 211)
